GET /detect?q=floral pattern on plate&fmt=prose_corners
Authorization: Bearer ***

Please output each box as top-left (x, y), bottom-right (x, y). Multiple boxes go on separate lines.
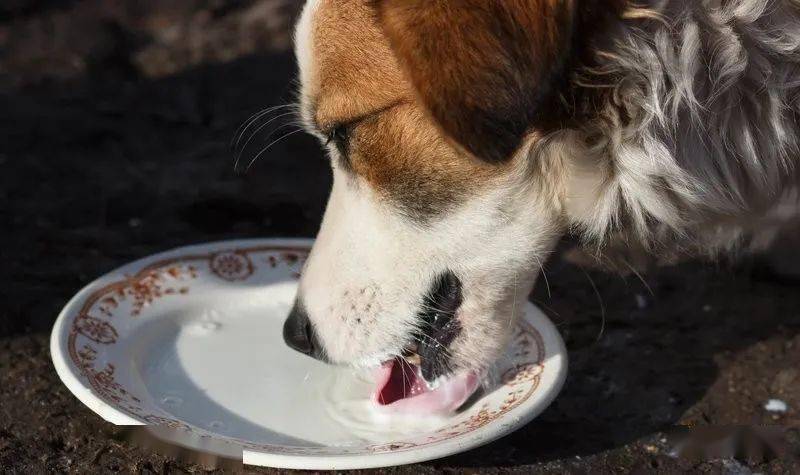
top-left (52, 239), bottom-right (566, 467)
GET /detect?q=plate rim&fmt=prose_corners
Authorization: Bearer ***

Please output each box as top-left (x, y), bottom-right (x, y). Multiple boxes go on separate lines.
top-left (50, 238), bottom-right (315, 426)
top-left (50, 238), bottom-right (568, 469)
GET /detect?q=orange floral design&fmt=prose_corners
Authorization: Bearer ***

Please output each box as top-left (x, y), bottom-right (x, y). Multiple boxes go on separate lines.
top-left (90, 363), bottom-right (141, 404)
top-left (114, 265), bottom-right (197, 316)
top-left (280, 252), bottom-right (301, 265)
top-left (143, 415), bottom-right (193, 431)
top-left (265, 251), bottom-right (306, 279)
top-left (76, 344), bottom-right (97, 365)
top-left (98, 297), bottom-right (118, 317)
top-left (502, 363), bottom-right (544, 386)
top-left (74, 314), bottom-right (118, 344)
top-left (210, 251), bottom-right (254, 281)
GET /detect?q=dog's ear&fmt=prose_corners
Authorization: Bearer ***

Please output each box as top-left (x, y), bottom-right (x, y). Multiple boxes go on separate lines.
top-left (371, 0), bottom-right (578, 163)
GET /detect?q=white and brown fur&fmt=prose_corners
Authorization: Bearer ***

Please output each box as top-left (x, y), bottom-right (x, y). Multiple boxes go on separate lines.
top-left (291, 0), bottom-right (800, 377)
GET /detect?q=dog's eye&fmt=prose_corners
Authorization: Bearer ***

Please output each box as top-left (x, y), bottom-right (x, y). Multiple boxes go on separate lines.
top-left (325, 124), bottom-right (350, 156)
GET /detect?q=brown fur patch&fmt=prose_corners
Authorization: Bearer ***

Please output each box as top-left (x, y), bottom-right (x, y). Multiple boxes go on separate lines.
top-left (349, 102), bottom-right (496, 218)
top-left (307, 0), bottom-right (496, 218)
top-left (372, 0), bottom-right (577, 163)
top-left (308, 0), bottom-right (409, 130)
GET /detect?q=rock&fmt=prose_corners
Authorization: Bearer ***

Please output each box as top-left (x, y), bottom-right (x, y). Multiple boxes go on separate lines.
top-left (764, 399), bottom-right (788, 413)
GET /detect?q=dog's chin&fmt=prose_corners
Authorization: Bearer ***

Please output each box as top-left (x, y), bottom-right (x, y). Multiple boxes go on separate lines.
top-left (372, 357), bottom-right (480, 415)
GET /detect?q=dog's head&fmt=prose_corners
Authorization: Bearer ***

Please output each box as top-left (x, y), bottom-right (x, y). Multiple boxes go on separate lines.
top-left (284, 0), bottom-right (621, 409)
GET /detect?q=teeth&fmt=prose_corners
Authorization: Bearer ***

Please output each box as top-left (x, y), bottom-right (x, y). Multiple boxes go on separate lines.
top-left (404, 353), bottom-right (421, 366)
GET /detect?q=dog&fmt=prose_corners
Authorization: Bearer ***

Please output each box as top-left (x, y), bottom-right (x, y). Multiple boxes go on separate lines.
top-left (281, 0), bottom-right (800, 411)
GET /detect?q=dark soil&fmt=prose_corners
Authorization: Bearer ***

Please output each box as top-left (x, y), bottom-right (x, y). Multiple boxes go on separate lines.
top-left (2, 1), bottom-right (799, 473)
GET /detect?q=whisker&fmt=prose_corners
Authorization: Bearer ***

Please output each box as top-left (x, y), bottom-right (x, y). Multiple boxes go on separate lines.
top-left (508, 270), bottom-right (518, 334)
top-left (580, 267), bottom-right (607, 343)
top-left (231, 106), bottom-right (276, 149)
top-left (231, 104), bottom-right (295, 150)
top-left (414, 334), bottom-right (454, 359)
top-left (399, 357), bottom-right (410, 399)
top-left (530, 298), bottom-right (567, 326)
top-left (235, 122), bottom-right (297, 170)
top-left (534, 254), bottom-right (552, 300)
top-left (416, 301), bottom-right (459, 316)
top-left (621, 258), bottom-right (655, 297)
top-left (243, 128), bottom-right (305, 172)
top-left (234, 111), bottom-right (299, 166)
top-left (415, 290), bottom-right (464, 316)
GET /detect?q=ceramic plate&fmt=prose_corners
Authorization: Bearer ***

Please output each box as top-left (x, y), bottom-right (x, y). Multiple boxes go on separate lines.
top-left (51, 239), bottom-right (567, 469)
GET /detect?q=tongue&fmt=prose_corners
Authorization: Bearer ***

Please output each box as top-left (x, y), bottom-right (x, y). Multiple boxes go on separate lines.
top-left (376, 359), bottom-right (428, 404)
top-left (373, 358), bottom-right (479, 414)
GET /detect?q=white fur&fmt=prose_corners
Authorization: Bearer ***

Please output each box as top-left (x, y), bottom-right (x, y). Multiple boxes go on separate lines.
top-left (293, 0), bottom-right (319, 94)
top-left (559, 0), bottom-right (800, 253)
top-left (300, 158), bottom-right (562, 372)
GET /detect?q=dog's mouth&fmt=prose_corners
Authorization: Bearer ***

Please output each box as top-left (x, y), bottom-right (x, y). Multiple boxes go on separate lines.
top-left (373, 357), bottom-right (479, 414)
top-left (371, 271), bottom-right (480, 414)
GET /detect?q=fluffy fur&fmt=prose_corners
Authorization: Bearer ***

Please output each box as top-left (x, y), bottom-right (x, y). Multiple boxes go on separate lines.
top-left (556, 0), bottom-right (800, 255)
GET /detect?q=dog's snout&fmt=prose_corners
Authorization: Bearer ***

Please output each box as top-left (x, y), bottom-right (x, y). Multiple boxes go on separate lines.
top-left (283, 300), bottom-right (327, 362)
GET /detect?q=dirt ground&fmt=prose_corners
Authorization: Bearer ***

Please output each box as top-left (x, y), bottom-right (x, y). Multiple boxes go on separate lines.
top-left (2, 1), bottom-right (800, 473)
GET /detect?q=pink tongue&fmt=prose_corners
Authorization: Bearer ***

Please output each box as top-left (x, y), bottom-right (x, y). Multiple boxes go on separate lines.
top-left (373, 359), bottom-right (480, 415)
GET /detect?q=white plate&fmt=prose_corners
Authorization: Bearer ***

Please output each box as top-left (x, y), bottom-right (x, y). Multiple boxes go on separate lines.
top-left (51, 238), bottom-right (567, 469)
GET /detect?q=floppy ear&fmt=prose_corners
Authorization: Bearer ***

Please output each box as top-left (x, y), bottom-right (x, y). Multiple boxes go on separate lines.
top-left (371, 0), bottom-right (577, 163)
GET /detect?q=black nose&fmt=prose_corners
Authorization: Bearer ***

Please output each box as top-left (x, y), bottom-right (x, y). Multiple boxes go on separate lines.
top-left (283, 300), bottom-right (327, 361)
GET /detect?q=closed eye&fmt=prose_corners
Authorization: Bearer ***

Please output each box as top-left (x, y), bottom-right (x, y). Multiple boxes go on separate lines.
top-left (325, 124), bottom-right (350, 154)
top-left (314, 99), bottom-right (405, 169)
top-left (324, 123), bottom-right (353, 170)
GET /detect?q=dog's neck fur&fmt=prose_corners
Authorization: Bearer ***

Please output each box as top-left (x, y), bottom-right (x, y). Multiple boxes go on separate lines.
top-left (548, 0), bottom-right (800, 255)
